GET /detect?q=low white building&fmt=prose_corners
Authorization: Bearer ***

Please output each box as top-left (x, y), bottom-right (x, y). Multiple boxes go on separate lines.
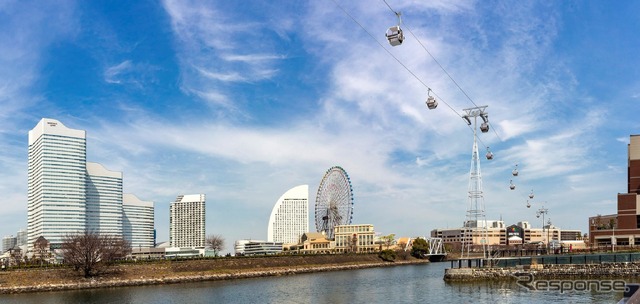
top-left (334, 224), bottom-right (376, 253)
top-left (235, 240), bottom-right (282, 256)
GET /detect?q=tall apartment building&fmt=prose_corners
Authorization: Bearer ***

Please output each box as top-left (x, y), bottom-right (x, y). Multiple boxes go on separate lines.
top-left (170, 194), bottom-right (206, 248)
top-left (27, 118), bottom-right (154, 249)
top-left (267, 185), bottom-right (309, 244)
top-left (123, 193), bottom-right (155, 248)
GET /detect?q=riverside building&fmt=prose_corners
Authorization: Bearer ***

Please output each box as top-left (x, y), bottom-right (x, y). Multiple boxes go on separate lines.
top-left (234, 239), bottom-right (283, 256)
top-left (123, 194), bottom-right (155, 248)
top-left (589, 134), bottom-right (640, 247)
top-left (28, 118), bottom-right (88, 248)
top-left (27, 118), bottom-right (154, 249)
top-left (431, 220), bottom-right (581, 247)
top-left (86, 162), bottom-right (123, 235)
top-left (333, 224), bottom-right (376, 253)
top-left (267, 185), bottom-right (309, 244)
top-left (170, 194), bottom-right (206, 248)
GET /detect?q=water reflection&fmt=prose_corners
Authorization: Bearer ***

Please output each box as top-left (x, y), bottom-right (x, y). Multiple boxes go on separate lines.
top-left (1, 262), bottom-right (624, 304)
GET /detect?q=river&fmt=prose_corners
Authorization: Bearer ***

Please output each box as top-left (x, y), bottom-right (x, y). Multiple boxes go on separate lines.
top-left (1, 262), bottom-right (627, 303)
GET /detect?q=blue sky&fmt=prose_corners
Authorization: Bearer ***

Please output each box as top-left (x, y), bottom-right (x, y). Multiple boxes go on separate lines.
top-left (1, 0), bottom-right (639, 251)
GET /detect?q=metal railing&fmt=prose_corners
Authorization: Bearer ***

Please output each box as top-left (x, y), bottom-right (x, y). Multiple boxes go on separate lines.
top-left (450, 252), bottom-right (640, 268)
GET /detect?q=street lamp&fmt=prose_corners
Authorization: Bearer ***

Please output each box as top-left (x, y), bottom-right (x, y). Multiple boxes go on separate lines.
top-left (536, 206), bottom-right (549, 253)
top-left (590, 218), bottom-right (595, 251)
top-left (547, 218), bottom-right (552, 252)
top-left (612, 218), bottom-right (616, 253)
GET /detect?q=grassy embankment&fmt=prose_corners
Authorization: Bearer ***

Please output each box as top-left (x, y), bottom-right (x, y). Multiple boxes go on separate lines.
top-left (0, 254), bottom-right (429, 294)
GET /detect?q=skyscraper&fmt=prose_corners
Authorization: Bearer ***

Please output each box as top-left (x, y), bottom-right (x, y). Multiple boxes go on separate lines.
top-left (27, 118), bottom-right (154, 249)
top-left (16, 229), bottom-right (27, 247)
top-left (86, 162), bottom-right (123, 235)
top-left (28, 118), bottom-right (87, 248)
top-left (123, 193), bottom-right (155, 248)
top-left (2, 235), bottom-right (17, 253)
top-left (170, 194), bottom-right (206, 248)
top-left (267, 185), bottom-right (309, 244)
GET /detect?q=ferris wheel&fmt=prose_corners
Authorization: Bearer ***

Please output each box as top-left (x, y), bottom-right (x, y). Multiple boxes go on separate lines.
top-left (315, 166), bottom-right (354, 239)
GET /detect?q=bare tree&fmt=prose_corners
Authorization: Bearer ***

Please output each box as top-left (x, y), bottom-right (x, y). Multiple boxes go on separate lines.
top-left (206, 234), bottom-right (225, 256)
top-left (61, 231), bottom-right (131, 278)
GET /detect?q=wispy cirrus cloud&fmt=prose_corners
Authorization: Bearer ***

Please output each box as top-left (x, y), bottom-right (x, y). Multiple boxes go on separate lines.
top-left (104, 60), bottom-right (160, 89)
top-left (0, 1), bottom-right (78, 234)
top-left (161, 0), bottom-right (287, 111)
top-left (104, 60), bottom-right (134, 84)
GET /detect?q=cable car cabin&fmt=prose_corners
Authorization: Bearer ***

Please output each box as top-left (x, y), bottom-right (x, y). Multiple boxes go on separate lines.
top-left (426, 96), bottom-right (438, 109)
top-left (486, 151), bottom-right (493, 160)
top-left (512, 168), bottom-right (519, 176)
top-left (386, 26), bottom-right (404, 46)
top-left (510, 182), bottom-right (516, 190)
top-left (480, 122), bottom-right (489, 133)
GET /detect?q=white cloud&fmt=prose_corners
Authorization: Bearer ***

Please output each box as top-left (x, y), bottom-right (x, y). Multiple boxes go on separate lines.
top-left (195, 66), bottom-right (246, 82)
top-left (221, 54), bottom-right (286, 63)
top-left (162, 0), bottom-right (287, 111)
top-left (2, 1), bottom-right (633, 248)
top-left (616, 137), bottom-right (630, 144)
top-left (104, 60), bottom-right (133, 84)
top-left (103, 60), bottom-right (160, 88)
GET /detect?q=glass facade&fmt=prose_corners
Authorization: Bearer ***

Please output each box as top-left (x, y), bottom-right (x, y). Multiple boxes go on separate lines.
top-left (27, 118), bottom-right (154, 249)
top-left (28, 119), bottom-right (87, 248)
top-left (123, 193), bottom-right (155, 248)
top-left (86, 162), bottom-right (123, 235)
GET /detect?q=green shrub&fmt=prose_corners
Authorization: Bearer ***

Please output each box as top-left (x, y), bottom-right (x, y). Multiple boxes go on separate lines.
top-left (378, 249), bottom-right (396, 262)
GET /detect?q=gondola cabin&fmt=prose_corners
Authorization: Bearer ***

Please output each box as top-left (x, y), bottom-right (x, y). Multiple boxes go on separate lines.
top-left (386, 25), bottom-right (404, 46)
top-left (426, 96), bottom-right (438, 109)
top-left (480, 122), bottom-right (489, 133)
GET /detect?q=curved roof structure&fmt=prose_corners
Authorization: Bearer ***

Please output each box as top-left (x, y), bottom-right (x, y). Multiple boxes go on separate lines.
top-left (267, 185), bottom-right (309, 244)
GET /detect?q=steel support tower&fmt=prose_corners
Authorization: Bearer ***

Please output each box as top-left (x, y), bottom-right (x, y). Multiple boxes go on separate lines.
top-left (461, 106), bottom-right (489, 259)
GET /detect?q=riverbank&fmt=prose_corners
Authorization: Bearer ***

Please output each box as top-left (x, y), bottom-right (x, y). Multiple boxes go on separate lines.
top-left (0, 254), bottom-right (429, 294)
top-left (444, 262), bottom-right (640, 282)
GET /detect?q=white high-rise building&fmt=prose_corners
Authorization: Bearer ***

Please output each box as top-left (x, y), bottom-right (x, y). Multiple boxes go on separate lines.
top-left (170, 194), bottom-right (206, 248)
top-left (3, 235), bottom-right (17, 253)
top-left (267, 185), bottom-right (309, 244)
top-left (86, 162), bottom-right (123, 235)
top-left (27, 118), bottom-right (155, 249)
top-left (28, 118), bottom-right (87, 248)
top-left (16, 229), bottom-right (27, 247)
top-left (123, 193), bottom-right (155, 248)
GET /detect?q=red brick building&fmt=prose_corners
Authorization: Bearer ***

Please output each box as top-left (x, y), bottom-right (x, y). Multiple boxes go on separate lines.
top-left (589, 135), bottom-right (640, 247)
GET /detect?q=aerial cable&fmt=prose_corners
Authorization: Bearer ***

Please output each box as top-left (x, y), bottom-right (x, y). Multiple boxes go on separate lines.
top-left (330, 0), bottom-right (462, 119)
top-left (333, 0), bottom-right (499, 153)
top-left (334, 0), bottom-right (501, 159)
top-left (381, 0), bottom-right (504, 143)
